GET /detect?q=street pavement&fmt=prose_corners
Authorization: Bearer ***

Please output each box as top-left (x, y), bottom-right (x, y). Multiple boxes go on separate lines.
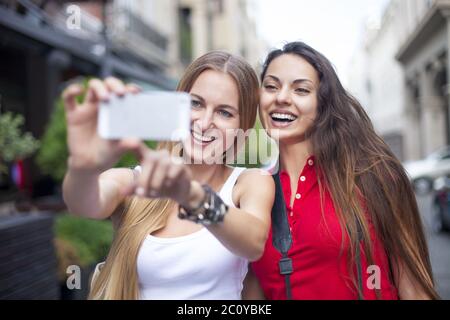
top-left (416, 193), bottom-right (450, 299)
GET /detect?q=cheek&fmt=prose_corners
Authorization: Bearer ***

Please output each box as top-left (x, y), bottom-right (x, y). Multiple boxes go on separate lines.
top-left (259, 93), bottom-right (273, 112)
top-left (190, 109), bottom-right (199, 117)
top-left (295, 96), bottom-right (318, 117)
top-left (219, 116), bottom-right (240, 129)
top-left (190, 110), bottom-right (200, 124)
top-left (224, 129), bottom-right (237, 145)
top-left (222, 122), bottom-right (239, 144)
top-left (259, 96), bottom-right (272, 126)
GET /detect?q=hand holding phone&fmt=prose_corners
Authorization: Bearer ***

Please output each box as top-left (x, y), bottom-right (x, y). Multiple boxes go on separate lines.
top-left (63, 77), bottom-right (157, 173)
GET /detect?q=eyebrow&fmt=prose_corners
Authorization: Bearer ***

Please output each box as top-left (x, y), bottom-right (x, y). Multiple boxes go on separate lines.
top-left (190, 93), bottom-right (205, 103)
top-left (264, 75), bottom-right (314, 86)
top-left (190, 93), bottom-right (238, 113)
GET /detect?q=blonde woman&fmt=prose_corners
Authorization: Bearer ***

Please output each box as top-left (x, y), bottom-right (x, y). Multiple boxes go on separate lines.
top-left (62, 51), bottom-right (274, 300)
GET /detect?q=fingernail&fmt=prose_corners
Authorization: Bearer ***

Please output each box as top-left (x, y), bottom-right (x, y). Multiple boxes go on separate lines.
top-left (136, 187), bottom-right (145, 197)
top-left (171, 157), bottom-right (183, 165)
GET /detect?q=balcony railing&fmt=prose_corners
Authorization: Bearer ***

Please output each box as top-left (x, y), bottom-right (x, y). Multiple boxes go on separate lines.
top-left (107, 5), bottom-right (169, 66)
top-left (0, 0), bottom-right (169, 67)
top-left (0, 0), bottom-right (104, 42)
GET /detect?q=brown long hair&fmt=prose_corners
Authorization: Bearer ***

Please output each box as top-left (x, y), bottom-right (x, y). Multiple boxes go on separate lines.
top-left (261, 42), bottom-right (439, 299)
top-left (89, 51), bottom-right (259, 299)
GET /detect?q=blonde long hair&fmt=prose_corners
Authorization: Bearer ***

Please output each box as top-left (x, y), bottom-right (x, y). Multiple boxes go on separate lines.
top-left (89, 51), bottom-right (259, 299)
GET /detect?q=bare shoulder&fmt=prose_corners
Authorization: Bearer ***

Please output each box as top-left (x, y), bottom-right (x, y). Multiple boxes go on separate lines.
top-left (233, 168), bottom-right (275, 216)
top-left (235, 168), bottom-right (275, 196)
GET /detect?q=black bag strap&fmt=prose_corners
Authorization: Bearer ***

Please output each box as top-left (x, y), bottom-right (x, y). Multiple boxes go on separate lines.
top-left (270, 163), bottom-right (364, 300)
top-left (271, 170), bottom-right (293, 300)
top-left (355, 220), bottom-right (364, 300)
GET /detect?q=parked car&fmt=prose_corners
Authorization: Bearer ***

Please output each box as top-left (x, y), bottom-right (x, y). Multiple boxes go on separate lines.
top-left (432, 175), bottom-right (450, 233)
top-left (403, 146), bottom-right (450, 194)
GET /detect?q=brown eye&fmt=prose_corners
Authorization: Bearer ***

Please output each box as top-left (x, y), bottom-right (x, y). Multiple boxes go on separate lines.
top-left (295, 88), bottom-right (310, 94)
top-left (264, 84), bottom-right (277, 91)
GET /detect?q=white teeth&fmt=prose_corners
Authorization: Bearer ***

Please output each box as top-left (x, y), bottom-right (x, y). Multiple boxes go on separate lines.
top-left (271, 113), bottom-right (297, 121)
top-left (192, 131), bottom-right (215, 142)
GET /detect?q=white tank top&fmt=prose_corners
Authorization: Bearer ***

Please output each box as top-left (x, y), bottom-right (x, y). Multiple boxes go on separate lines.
top-left (135, 166), bottom-right (248, 300)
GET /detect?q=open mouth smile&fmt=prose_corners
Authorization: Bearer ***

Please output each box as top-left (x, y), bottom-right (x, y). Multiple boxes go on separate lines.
top-left (191, 131), bottom-right (217, 145)
top-left (269, 111), bottom-right (298, 127)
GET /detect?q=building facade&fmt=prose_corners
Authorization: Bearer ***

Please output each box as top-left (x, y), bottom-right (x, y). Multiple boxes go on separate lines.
top-left (0, 0), bottom-right (176, 196)
top-left (0, 0), bottom-right (265, 197)
top-left (111, 0), bottom-right (265, 77)
top-left (348, 0), bottom-right (450, 162)
top-left (171, 0), bottom-right (265, 76)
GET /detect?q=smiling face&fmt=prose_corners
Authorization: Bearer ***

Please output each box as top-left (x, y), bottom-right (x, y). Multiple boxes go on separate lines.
top-left (182, 69), bottom-right (240, 164)
top-left (259, 54), bottom-right (319, 145)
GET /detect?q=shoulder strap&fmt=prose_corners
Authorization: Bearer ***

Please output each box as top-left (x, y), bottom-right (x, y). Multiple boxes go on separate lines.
top-left (271, 165), bottom-right (364, 300)
top-left (355, 220), bottom-right (364, 300)
top-left (271, 170), bottom-right (293, 299)
top-left (218, 167), bottom-right (246, 206)
top-left (222, 167), bottom-right (246, 191)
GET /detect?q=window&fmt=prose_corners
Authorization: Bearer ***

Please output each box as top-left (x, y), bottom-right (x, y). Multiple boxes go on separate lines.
top-left (211, 0), bottom-right (224, 14)
top-left (178, 7), bottom-right (192, 65)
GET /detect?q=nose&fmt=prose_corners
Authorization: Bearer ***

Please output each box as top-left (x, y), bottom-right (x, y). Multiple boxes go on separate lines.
top-left (196, 107), bottom-right (214, 131)
top-left (276, 86), bottom-right (291, 106)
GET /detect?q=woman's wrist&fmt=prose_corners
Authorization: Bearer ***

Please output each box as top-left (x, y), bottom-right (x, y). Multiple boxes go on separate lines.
top-left (67, 156), bottom-right (104, 176)
top-left (178, 184), bottom-right (229, 225)
top-left (181, 180), bottom-right (206, 210)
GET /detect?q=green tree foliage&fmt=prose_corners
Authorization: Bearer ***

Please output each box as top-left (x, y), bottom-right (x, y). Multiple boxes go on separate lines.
top-left (0, 112), bottom-right (40, 174)
top-left (54, 213), bottom-right (113, 268)
top-left (35, 98), bottom-right (69, 182)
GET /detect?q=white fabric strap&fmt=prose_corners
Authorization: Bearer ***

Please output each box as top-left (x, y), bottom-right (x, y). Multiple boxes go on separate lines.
top-left (218, 167), bottom-right (247, 208)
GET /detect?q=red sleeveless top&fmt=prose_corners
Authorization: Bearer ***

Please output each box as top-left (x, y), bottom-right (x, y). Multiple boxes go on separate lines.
top-left (251, 156), bottom-right (398, 300)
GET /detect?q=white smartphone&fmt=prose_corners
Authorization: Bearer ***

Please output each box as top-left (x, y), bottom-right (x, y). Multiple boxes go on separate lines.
top-left (98, 91), bottom-right (191, 141)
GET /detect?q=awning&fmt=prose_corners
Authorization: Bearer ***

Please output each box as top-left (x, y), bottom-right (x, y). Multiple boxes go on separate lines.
top-left (0, 5), bottom-right (174, 89)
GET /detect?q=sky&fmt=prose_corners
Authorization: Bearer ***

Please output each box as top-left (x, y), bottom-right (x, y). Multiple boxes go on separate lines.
top-left (253, 0), bottom-right (391, 86)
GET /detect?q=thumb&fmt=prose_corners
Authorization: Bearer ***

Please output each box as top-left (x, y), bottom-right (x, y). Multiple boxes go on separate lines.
top-left (62, 84), bottom-right (83, 113)
top-left (120, 181), bottom-right (137, 197)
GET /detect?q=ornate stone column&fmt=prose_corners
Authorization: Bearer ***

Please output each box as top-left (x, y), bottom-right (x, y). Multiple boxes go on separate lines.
top-left (419, 61), bottom-right (447, 156)
top-left (405, 76), bottom-right (424, 159)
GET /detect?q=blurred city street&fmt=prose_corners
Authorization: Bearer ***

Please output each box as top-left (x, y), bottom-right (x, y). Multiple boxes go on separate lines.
top-left (417, 193), bottom-right (450, 299)
top-left (2, 0), bottom-right (450, 300)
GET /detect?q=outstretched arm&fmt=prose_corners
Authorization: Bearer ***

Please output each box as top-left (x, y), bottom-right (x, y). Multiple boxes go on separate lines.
top-left (206, 169), bottom-right (274, 261)
top-left (61, 77), bottom-right (142, 220)
top-left (132, 149), bottom-right (274, 261)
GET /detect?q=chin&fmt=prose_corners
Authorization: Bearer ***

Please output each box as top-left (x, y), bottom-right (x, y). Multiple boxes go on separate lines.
top-left (270, 130), bottom-right (305, 144)
top-left (183, 149), bottom-right (218, 165)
